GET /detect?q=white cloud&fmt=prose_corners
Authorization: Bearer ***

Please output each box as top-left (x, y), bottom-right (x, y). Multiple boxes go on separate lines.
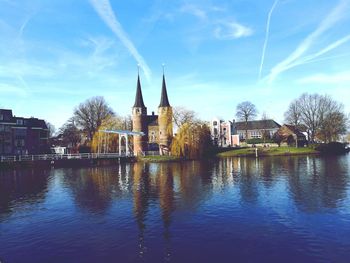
top-left (89, 0), bottom-right (152, 81)
top-left (298, 71), bottom-right (350, 84)
top-left (265, 0), bottom-right (350, 83)
top-left (214, 21), bottom-right (253, 40)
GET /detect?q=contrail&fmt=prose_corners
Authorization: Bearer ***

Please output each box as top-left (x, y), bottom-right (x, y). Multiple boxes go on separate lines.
top-left (259, 0), bottom-right (279, 80)
top-left (90, 0), bottom-right (152, 81)
top-left (265, 0), bottom-right (350, 83)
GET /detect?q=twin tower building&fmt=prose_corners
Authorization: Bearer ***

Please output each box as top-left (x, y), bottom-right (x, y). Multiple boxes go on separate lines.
top-left (132, 73), bottom-right (173, 156)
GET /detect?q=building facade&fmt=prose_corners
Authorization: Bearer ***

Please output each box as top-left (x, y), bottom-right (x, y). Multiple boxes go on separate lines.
top-left (234, 120), bottom-right (281, 140)
top-left (132, 74), bottom-right (173, 156)
top-left (276, 124), bottom-right (308, 147)
top-left (0, 109), bottom-right (49, 155)
top-left (210, 119), bottom-right (240, 147)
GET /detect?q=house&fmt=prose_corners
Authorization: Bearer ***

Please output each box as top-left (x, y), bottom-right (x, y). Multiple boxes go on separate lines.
top-left (234, 119), bottom-right (281, 141)
top-left (0, 109), bottom-right (49, 155)
top-left (275, 124), bottom-right (308, 147)
top-left (210, 119), bottom-right (240, 147)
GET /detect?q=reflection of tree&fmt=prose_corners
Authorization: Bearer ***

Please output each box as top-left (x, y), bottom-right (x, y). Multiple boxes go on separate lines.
top-left (174, 161), bottom-right (213, 210)
top-left (287, 156), bottom-right (348, 212)
top-left (63, 167), bottom-right (122, 214)
top-left (0, 168), bottom-right (50, 220)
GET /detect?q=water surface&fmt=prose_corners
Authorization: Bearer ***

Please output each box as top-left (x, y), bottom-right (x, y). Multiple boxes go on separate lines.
top-left (1, 155), bottom-right (350, 262)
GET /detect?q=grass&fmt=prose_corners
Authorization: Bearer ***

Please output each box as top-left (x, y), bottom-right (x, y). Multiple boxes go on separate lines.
top-left (217, 146), bottom-right (319, 158)
top-left (138, 155), bottom-right (184, 162)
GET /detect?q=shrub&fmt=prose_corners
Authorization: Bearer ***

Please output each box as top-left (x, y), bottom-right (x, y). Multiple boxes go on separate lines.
top-left (246, 138), bottom-right (274, 145)
top-left (315, 142), bottom-right (347, 155)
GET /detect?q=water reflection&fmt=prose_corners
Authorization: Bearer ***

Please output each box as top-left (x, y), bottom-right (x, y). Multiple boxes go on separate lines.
top-left (287, 156), bottom-right (349, 212)
top-left (0, 168), bottom-right (50, 220)
top-left (0, 155), bottom-right (350, 262)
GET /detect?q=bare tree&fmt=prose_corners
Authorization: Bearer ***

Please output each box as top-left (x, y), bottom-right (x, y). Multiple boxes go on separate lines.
top-left (73, 96), bottom-right (114, 142)
top-left (319, 105), bottom-right (347, 143)
top-left (286, 93), bottom-right (347, 143)
top-left (59, 118), bottom-right (81, 150)
top-left (173, 106), bottom-right (197, 130)
top-left (260, 112), bottom-right (269, 143)
top-left (284, 99), bottom-right (302, 127)
top-left (45, 121), bottom-right (56, 138)
top-left (236, 101), bottom-right (258, 140)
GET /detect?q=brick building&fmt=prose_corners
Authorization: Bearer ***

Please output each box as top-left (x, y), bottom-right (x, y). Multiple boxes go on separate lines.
top-left (132, 73), bottom-right (173, 156)
top-left (235, 120), bottom-right (281, 140)
top-left (0, 109), bottom-right (49, 155)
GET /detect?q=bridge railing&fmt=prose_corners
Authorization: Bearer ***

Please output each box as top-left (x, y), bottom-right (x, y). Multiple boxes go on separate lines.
top-left (0, 153), bottom-right (133, 163)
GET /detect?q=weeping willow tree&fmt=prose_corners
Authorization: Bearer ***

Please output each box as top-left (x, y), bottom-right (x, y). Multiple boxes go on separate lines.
top-left (91, 115), bottom-right (132, 153)
top-left (171, 122), bottom-right (212, 159)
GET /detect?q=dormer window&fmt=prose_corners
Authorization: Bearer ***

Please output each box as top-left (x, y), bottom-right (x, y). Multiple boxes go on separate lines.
top-left (16, 119), bottom-right (23, 125)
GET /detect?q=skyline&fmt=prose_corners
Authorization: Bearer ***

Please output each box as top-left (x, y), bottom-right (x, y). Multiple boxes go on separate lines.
top-left (1, 0), bottom-right (350, 129)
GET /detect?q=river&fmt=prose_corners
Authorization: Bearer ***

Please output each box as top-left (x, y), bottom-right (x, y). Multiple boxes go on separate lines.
top-left (1, 155), bottom-right (350, 262)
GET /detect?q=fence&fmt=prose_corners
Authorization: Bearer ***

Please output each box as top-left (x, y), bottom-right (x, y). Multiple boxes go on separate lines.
top-left (0, 153), bottom-right (130, 163)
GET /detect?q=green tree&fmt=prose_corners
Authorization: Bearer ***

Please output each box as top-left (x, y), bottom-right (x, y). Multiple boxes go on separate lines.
top-left (171, 121), bottom-right (212, 159)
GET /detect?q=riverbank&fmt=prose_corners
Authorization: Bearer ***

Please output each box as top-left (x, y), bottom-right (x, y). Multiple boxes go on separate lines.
top-left (138, 155), bottom-right (184, 162)
top-left (217, 147), bottom-right (320, 158)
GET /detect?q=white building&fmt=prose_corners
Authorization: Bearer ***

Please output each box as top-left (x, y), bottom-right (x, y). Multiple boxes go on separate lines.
top-left (210, 118), bottom-right (240, 147)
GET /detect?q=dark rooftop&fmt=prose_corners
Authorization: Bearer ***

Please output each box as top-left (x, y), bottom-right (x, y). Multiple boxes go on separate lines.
top-left (234, 120), bottom-right (281, 130)
top-left (159, 74), bottom-right (170, 107)
top-left (147, 115), bottom-right (158, 126)
top-left (133, 75), bottom-right (146, 108)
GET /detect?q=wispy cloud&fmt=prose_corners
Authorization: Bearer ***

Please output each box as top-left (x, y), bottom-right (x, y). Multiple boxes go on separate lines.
top-left (298, 71), bottom-right (350, 84)
top-left (265, 0), bottom-right (350, 83)
top-left (18, 13), bottom-right (34, 40)
top-left (180, 4), bottom-right (207, 20)
top-left (259, 0), bottom-right (279, 80)
top-left (0, 83), bottom-right (28, 97)
top-left (89, 0), bottom-right (152, 81)
top-left (214, 21), bottom-right (253, 40)
top-left (180, 4), bottom-right (207, 19)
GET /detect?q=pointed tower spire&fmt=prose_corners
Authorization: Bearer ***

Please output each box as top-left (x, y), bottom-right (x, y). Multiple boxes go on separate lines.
top-left (159, 70), bottom-right (170, 107)
top-left (133, 73), bottom-right (146, 108)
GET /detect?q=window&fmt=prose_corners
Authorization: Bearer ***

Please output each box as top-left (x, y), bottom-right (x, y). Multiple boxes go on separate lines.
top-left (15, 129), bottom-right (26, 137)
top-left (0, 114), bottom-right (3, 121)
top-left (0, 125), bottom-right (4, 132)
top-left (213, 121), bottom-right (217, 126)
top-left (16, 119), bottom-right (23, 125)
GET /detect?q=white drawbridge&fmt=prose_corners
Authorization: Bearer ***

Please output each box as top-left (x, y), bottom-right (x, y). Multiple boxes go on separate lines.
top-left (96, 129), bottom-right (144, 156)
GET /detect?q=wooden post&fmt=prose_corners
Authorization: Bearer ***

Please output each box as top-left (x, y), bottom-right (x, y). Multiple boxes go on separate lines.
top-left (255, 148), bottom-right (258, 158)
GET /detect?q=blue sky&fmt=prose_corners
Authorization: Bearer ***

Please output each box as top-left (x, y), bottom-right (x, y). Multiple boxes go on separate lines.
top-left (0, 0), bottom-right (350, 128)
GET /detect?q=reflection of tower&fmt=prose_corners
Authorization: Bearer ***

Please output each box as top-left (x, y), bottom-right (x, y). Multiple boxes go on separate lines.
top-left (158, 73), bottom-right (173, 155)
top-left (132, 74), bottom-right (148, 155)
top-left (158, 163), bottom-right (175, 261)
top-left (132, 162), bottom-right (150, 259)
